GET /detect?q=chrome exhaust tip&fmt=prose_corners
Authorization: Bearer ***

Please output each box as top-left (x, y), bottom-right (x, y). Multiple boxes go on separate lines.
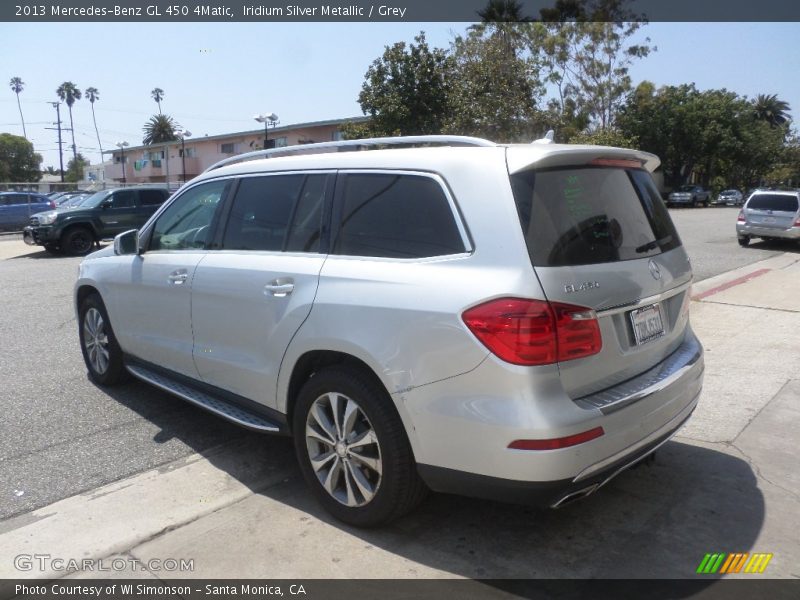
top-left (551, 484), bottom-right (599, 509)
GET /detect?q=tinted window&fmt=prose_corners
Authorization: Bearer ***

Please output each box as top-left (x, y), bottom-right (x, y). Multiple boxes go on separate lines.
top-left (111, 190), bottom-right (136, 208)
top-left (150, 181), bottom-right (227, 251)
top-left (286, 175), bottom-right (327, 253)
top-left (140, 189), bottom-right (168, 206)
top-left (334, 174), bottom-right (465, 259)
top-left (220, 174), bottom-right (326, 253)
top-left (747, 194), bottom-right (799, 212)
top-left (511, 167), bottom-right (681, 267)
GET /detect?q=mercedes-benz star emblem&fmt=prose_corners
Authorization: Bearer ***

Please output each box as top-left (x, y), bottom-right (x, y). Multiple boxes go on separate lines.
top-left (648, 259), bottom-right (662, 280)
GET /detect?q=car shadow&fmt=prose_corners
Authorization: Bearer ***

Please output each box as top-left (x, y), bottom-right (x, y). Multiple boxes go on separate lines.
top-left (7, 244), bottom-right (109, 260)
top-left (96, 379), bottom-right (765, 592)
top-left (747, 238), bottom-right (800, 253)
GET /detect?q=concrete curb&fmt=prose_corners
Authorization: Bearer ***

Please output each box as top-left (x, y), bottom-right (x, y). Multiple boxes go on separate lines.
top-left (691, 252), bottom-right (800, 300)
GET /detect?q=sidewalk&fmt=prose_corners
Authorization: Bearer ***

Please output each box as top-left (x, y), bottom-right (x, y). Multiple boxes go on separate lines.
top-left (1, 253), bottom-right (799, 580)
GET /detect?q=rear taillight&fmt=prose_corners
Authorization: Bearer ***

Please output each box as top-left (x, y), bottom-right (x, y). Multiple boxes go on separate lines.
top-left (462, 298), bottom-right (602, 366)
top-left (737, 210), bottom-right (746, 222)
top-left (793, 218), bottom-right (800, 228)
top-left (48, 201), bottom-right (55, 209)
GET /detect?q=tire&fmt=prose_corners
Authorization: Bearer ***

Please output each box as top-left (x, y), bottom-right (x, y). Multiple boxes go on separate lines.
top-left (62, 227), bottom-right (95, 256)
top-left (738, 236), bottom-right (750, 247)
top-left (43, 243), bottom-right (62, 254)
top-left (78, 293), bottom-right (129, 386)
top-left (292, 366), bottom-right (427, 527)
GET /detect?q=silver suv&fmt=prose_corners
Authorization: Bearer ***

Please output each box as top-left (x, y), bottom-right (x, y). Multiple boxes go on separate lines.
top-left (736, 190), bottom-right (800, 246)
top-left (75, 136), bottom-right (704, 526)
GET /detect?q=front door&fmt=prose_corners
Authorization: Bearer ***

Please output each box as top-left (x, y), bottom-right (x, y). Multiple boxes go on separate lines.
top-left (108, 180), bottom-right (230, 378)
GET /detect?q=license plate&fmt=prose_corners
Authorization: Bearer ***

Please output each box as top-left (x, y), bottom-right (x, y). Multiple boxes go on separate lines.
top-left (764, 216), bottom-right (775, 223)
top-left (629, 303), bottom-right (665, 346)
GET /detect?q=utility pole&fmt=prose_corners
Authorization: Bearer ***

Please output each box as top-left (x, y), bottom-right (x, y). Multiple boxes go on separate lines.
top-left (45, 102), bottom-right (67, 183)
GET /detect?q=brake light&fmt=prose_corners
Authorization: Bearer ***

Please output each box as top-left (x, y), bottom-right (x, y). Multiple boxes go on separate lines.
top-left (793, 218), bottom-right (800, 228)
top-left (588, 158), bottom-right (644, 169)
top-left (462, 298), bottom-right (602, 366)
top-left (737, 210), bottom-right (746, 222)
top-left (508, 427), bottom-right (605, 450)
top-left (48, 201), bottom-right (55, 209)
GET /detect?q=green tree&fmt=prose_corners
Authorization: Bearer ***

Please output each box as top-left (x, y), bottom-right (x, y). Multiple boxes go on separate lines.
top-left (56, 81), bottom-right (81, 164)
top-left (65, 153), bottom-right (89, 183)
top-left (9, 77), bottom-right (27, 139)
top-left (85, 87), bottom-right (103, 160)
top-left (752, 94), bottom-right (791, 128)
top-left (356, 33), bottom-right (453, 137)
top-left (529, 1), bottom-right (654, 132)
top-left (0, 133), bottom-right (43, 181)
top-left (151, 87), bottom-right (165, 114)
top-left (142, 114), bottom-right (178, 145)
top-left (446, 31), bottom-right (544, 141)
top-left (570, 128), bottom-right (638, 148)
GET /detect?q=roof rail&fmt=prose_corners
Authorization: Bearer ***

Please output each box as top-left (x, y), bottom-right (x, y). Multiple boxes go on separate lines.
top-left (204, 135), bottom-right (496, 173)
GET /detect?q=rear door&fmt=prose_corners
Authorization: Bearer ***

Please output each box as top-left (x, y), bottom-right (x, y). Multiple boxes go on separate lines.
top-left (509, 163), bottom-right (693, 398)
top-left (744, 193), bottom-right (799, 230)
top-left (190, 172), bottom-right (332, 408)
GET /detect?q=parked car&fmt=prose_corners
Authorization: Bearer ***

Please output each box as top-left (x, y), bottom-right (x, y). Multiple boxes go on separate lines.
top-left (667, 184), bottom-right (711, 207)
top-left (0, 192), bottom-right (54, 231)
top-left (736, 190), bottom-right (800, 247)
top-left (24, 187), bottom-right (170, 255)
top-left (53, 191), bottom-right (90, 206)
top-left (711, 189), bottom-right (743, 206)
top-left (74, 136), bottom-right (703, 526)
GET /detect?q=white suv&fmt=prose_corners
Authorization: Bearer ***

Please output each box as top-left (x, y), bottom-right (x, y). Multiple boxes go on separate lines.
top-left (75, 136), bottom-right (703, 526)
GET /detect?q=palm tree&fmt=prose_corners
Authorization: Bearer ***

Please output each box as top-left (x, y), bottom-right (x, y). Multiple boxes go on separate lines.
top-left (472, 0), bottom-right (531, 57)
top-left (56, 81), bottom-right (82, 164)
top-left (142, 114), bottom-right (178, 145)
top-left (753, 94), bottom-right (791, 128)
top-left (151, 88), bottom-right (165, 114)
top-left (9, 77), bottom-right (27, 139)
top-left (85, 87), bottom-right (103, 160)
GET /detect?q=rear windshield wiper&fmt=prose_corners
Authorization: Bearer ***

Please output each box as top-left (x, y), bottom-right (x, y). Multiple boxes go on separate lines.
top-left (635, 235), bottom-right (673, 254)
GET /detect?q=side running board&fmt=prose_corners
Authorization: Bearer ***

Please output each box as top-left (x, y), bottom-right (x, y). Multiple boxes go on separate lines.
top-left (126, 364), bottom-right (281, 433)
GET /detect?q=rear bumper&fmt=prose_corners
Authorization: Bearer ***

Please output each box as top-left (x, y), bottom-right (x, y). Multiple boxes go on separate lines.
top-left (736, 223), bottom-right (800, 240)
top-left (401, 329), bottom-right (703, 496)
top-left (418, 399), bottom-right (695, 508)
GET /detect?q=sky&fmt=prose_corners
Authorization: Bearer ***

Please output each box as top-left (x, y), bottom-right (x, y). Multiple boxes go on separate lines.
top-left (2, 21), bottom-right (800, 170)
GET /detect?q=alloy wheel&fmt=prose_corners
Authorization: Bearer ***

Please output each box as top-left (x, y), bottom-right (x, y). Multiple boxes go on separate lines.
top-left (83, 307), bottom-right (110, 374)
top-left (305, 392), bottom-right (382, 507)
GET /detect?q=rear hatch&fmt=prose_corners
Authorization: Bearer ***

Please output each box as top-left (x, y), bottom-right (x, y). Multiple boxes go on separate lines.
top-left (744, 193), bottom-right (799, 230)
top-left (507, 148), bottom-right (692, 398)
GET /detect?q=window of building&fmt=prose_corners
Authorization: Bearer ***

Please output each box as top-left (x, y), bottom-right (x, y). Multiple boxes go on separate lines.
top-left (334, 173), bottom-right (465, 259)
top-left (179, 147), bottom-right (197, 158)
top-left (221, 143), bottom-right (238, 154)
top-left (274, 137), bottom-right (288, 148)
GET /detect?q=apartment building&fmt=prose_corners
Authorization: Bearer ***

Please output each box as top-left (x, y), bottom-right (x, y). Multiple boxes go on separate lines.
top-left (105, 117), bottom-right (366, 185)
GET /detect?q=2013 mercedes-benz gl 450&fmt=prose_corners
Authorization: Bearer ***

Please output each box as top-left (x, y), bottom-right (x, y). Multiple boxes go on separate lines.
top-left (75, 135), bottom-right (703, 526)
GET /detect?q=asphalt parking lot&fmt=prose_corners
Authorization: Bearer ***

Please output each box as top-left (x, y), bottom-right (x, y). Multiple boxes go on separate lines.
top-left (1, 206), bottom-right (799, 583)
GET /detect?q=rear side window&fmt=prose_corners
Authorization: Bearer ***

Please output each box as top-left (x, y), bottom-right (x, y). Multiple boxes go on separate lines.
top-left (140, 189), bottom-right (167, 206)
top-left (511, 167), bottom-right (681, 267)
top-left (222, 174), bottom-right (326, 252)
top-left (747, 194), bottom-right (799, 212)
top-left (111, 190), bottom-right (136, 208)
top-left (334, 173), bottom-right (465, 259)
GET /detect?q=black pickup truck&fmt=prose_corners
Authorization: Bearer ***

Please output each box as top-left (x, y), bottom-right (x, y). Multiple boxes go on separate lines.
top-left (23, 187), bottom-right (170, 255)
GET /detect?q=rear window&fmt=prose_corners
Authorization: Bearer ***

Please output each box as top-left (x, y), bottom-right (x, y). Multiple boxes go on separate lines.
top-left (511, 167), bottom-right (681, 267)
top-left (747, 194), bottom-right (799, 212)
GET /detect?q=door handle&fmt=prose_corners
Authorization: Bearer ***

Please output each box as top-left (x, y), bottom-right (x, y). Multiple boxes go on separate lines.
top-left (168, 269), bottom-right (189, 285)
top-left (264, 279), bottom-right (294, 297)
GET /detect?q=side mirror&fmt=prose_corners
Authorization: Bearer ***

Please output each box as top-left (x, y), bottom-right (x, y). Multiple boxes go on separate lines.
top-left (100, 199), bottom-right (112, 209)
top-left (114, 229), bottom-right (140, 256)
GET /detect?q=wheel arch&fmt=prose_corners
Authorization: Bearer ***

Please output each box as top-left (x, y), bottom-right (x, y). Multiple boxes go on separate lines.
top-left (281, 349), bottom-right (420, 456)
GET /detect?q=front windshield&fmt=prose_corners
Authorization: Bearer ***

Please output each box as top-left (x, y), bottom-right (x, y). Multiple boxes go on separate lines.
top-left (678, 185), bottom-right (695, 192)
top-left (63, 194), bottom-right (90, 207)
top-left (77, 191), bottom-right (112, 208)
